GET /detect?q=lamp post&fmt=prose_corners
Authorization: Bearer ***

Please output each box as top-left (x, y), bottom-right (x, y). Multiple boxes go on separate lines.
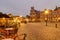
top-left (55, 11), bottom-right (58, 28)
top-left (44, 9), bottom-right (49, 26)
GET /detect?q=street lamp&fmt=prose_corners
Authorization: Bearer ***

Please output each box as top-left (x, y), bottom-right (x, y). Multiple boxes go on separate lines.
top-left (55, 11), bottom-right (58, 28)
top-left (2, 17), bottom-right (5, 22)
top-left (2, 17), bottom-right (5, 25)
top-left (44, 9), bottom-right (49, 26)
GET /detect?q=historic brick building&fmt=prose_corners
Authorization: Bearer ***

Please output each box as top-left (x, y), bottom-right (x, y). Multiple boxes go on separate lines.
top-left (30, 6), bottom-right (60, 22)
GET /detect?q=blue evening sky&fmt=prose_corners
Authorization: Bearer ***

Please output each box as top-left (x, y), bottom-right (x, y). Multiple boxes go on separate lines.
top-left (0, 0), bottom-right (60, 16)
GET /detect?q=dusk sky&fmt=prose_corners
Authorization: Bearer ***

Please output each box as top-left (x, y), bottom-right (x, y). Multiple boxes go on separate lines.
top-left (0, 0), bottom-right (60, 16)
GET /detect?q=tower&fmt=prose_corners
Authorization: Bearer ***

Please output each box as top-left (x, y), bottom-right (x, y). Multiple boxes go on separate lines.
top-left (30, 6), bottom-right (36, 21)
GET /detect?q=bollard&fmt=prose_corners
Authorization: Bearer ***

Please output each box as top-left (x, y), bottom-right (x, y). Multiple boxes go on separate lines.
top-left (23, 33), bottom-right (27, 40)
top-left (55, 24), bottom-right (57, 28)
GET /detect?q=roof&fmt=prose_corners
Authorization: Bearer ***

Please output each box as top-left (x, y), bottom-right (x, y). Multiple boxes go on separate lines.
top-left (54, 7), bottom-right (60, 11)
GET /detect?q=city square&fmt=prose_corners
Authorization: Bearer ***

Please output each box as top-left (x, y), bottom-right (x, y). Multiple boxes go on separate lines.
top-left (0, 0), bottom-right (60, 40)
top-left (19, 22), bottom-right (60, 40)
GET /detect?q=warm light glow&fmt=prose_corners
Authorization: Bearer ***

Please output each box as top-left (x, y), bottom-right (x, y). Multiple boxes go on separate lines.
top-left (45, 18), bottom-right (47, 20)
top-left (17, 20), bottom-right (20, 22)
top-left (2, 17), bottom-right (6, 23)
top-left (26, 18), bottom-right (29, 22)
top-left (58, 17), bottom-right (60, 20)
top-left (44, 10), bottom-right (49, 15)
top-left (14, 18), bottom-right (17, 22)
top-left (45, 11), bottom-right (48, 13)
top-left (14, 19), bottom-right (16, 22)
top-left (20, 16), bottom-right (22, 17)
top-left (3, 17), bottom-right (5, 20)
